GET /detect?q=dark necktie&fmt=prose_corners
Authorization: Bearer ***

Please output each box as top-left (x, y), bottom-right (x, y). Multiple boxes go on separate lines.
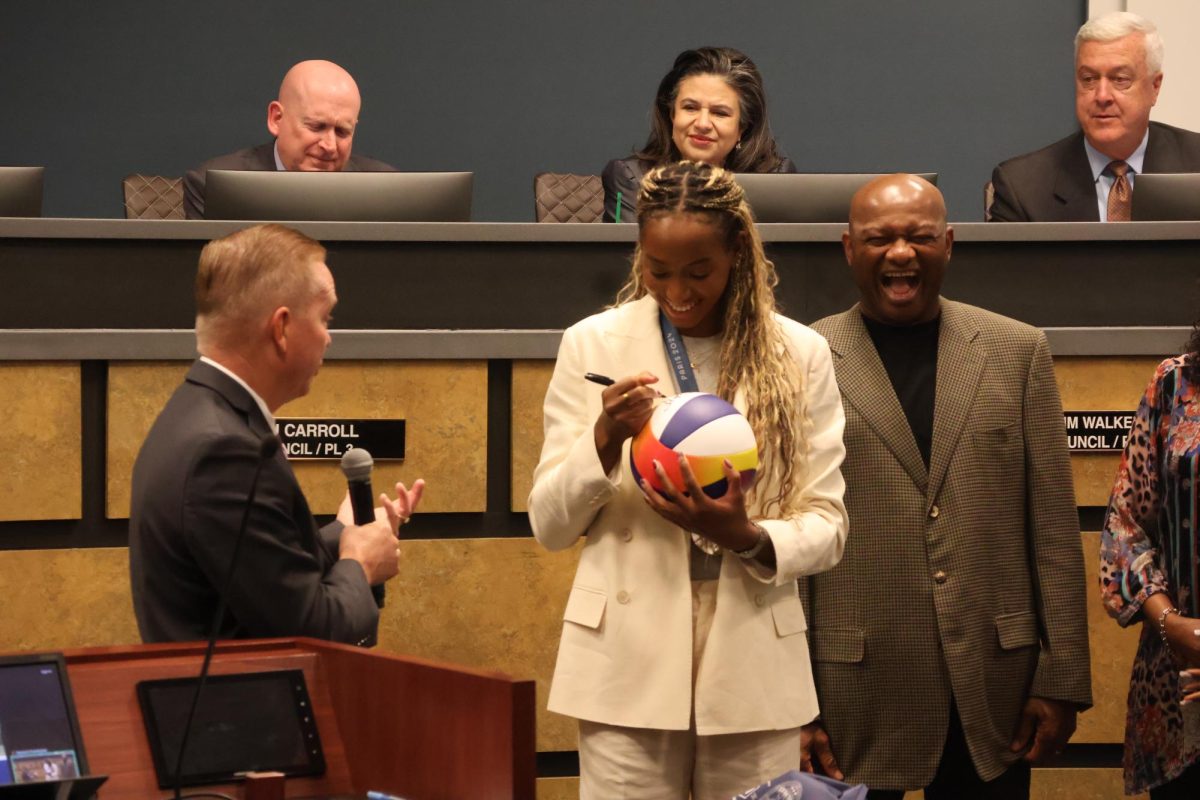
top-left (1106, 160), bottom-right (1131, 222)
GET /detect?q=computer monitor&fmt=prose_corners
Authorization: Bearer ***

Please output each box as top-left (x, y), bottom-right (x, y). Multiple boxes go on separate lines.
top-left (735, 172), bottom-right (939, 223)
top-left (1131, 173), bottom-right (1200, 221)
top-left (0, 654), bottom-right (89, 787)
top-left (0, 168), bottom-right (44, 218)
top-left (204, 170), bottom-right (473, 221)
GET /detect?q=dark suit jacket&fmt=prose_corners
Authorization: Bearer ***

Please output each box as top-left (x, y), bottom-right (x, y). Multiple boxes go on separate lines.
top-left (601, 153), bottom-right (797, 222)
top-left (183, 142), bottom-right (395, 219)
top-left (806, 301), bottom-right (1092, 789)
top-left (128, 360), bottom-right (379, 645)
top-left (989, 121), bottom-right (1200, 221)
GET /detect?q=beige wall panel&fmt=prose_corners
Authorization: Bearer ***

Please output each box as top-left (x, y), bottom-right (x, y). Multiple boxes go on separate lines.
top-left (107, 362), bottom-right (189, 518)
top-left (0, 548), bottom-right (138, 650)
top-left (537, 777), bottom-right (579, 800)
top-left (377, 536), bottom-right (582, 752)
top-left (512, 361), bottom-right (554, 512)
top-left (0, 363), bottom-right (81, 522)
top-left (1054, 357), bottom-right (1163, 507)
top-left (1079, 530), bottom-right (1140, 744)
top-left (107, 361), bottom-right (486, 517)
top-left (1054, 357), bottom-right (1163, 409)
top-left (281, 362), bottom-right (487, 514)
top-left (1071, 455), bottom-right (1121, 508)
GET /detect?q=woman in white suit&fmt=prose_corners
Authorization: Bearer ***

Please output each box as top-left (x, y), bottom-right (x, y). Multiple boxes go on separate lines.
top-left (530, 161), bottom-right (847, 799)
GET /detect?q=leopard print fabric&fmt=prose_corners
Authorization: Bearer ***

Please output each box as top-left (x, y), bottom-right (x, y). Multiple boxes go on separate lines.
top-left (1100, 355), bottom-right (1200, 792)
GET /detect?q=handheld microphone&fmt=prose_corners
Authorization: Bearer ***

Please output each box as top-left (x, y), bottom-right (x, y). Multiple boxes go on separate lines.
top-left (340, 447), bottom-right (376, 525)
top-left (172, 434), bottom-right (279, 800)
top-left (340, 447), bottom-right (386, 610)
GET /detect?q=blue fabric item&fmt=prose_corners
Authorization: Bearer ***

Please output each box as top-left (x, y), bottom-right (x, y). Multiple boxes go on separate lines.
top-left (658, 309), bottom-right (699, 393)
top-left (732, 769), bottom-right (869, 800)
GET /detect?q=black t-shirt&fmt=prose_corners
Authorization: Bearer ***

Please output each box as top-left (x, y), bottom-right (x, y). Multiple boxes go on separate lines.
top-left (862, 313), bottom-right (941, 468)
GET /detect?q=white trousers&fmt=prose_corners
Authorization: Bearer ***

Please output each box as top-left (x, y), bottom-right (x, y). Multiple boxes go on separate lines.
top-left (577, 581), bottom-right (801, 800)
top-left (578, 720), bottom-right (801, 800)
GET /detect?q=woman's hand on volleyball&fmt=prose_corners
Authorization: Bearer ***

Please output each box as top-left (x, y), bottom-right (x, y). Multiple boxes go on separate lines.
top-left (643, 453), bottom-right (758, 551)
top-left (594, 372), bottom-right (659, 474)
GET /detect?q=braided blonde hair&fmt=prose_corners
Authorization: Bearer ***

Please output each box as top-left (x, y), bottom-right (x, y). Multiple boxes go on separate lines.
top-left (614, 161), bottom-right (808, 515)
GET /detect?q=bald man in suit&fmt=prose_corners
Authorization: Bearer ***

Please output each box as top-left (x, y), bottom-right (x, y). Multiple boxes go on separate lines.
top-left (802, 175), bottom-right (1091, 799)
top-left (184, 60), bottom-right (393, 219)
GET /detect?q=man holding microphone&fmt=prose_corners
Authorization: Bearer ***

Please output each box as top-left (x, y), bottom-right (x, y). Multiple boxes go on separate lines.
top-left (129, 223), bottom-right (422, 646)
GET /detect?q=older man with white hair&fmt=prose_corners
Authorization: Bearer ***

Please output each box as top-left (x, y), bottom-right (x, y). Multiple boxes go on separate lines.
top-left (989, 11), bottom-right (1200, 222)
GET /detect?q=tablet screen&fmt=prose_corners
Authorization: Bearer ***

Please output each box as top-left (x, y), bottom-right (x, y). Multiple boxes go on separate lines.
top-left (137, 669), bottom-right (325, 789)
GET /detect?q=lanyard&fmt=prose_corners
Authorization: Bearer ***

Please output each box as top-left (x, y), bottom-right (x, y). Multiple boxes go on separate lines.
top-left (658, 309), bottom-right (699, 393)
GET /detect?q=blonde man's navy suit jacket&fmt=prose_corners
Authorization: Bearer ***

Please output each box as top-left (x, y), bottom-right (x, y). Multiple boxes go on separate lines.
top-left (806, 300), bottom-right (1092, 789)
top-left (129, 360), bottom-right (379, 645)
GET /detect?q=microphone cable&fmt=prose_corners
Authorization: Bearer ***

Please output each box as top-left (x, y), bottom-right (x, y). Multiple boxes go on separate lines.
top-left (170, 435), bottom-right (280, 800)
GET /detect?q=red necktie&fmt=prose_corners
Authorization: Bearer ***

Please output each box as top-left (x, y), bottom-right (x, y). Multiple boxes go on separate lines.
top-left (1106, 161), bottom-right (1131, 222)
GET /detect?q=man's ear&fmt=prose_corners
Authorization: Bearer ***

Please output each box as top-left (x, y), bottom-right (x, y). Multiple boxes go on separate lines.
top-left (267, 101), bottom-right (284, 138)
top-left (841, 229), bottom-right (854, 265)
top-left (269, 306), bottom-right (290, 354)
top-left (944, 225), bottom-right (954, 261)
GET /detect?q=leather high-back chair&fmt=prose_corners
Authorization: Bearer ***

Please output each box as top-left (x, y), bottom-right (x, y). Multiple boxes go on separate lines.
top-left (122, 174), bottom-right (185, 220)
top-left (534, 173), bottom-right (604, 223)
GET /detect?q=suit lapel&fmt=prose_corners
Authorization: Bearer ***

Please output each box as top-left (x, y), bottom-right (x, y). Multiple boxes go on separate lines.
top-left (927, 301), bottom-right (984, 502)
top-left (1052, 133), bottom-right (1101, 221)
top-left (827, 310), bottom-right (928, 492)
top-left (1143, 123), bottom-right (1178, 173)
top-left (603, 296), bottom-right (676, 392)
top-left (186, 360), bottom-right (274, 436)
top-left (188, 360), bottom-right (327, 559)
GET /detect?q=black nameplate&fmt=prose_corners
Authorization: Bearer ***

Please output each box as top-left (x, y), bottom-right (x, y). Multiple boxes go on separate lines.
top-left (1063, 411), bottom-right (1134, 452)
top-left (274, 418), bottom-right (406, 460)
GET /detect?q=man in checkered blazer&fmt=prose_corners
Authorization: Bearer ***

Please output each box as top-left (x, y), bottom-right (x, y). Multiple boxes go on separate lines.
top-left (802, 174), bottom-right (1092, 799)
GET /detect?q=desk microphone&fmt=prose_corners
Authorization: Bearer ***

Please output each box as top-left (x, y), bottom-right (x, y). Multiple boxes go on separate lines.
top-left (172, 434), bottom-right (279, 800)
top-left (340, 448), bottom-right (386, 610)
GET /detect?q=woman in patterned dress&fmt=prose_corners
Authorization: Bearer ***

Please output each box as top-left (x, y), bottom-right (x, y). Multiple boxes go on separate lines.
top-left (1101, 341), bottom-right (1200, 798)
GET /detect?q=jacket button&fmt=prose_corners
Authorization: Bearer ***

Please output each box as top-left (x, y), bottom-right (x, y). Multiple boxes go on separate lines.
top-left (621, 528), bottom-right (633, 542)
top-left (929, 505), bottom-right (940, 519)
top-left (933, 570), bottom-right (947, 584)
top-left (617, 590), bottom-right (631, 604)
top-left (754, 594), bottom-right (767, 608)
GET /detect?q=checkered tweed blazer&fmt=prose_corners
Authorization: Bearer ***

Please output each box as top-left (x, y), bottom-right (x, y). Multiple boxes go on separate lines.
top-left (805, 300), bottom-right (1091, 789)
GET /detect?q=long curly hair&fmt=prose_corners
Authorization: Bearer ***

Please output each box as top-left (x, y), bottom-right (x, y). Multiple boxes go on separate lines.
top-left (614, 161), bottom-right (807, 516)
top-left (633, 46), bottom-right (787, 174)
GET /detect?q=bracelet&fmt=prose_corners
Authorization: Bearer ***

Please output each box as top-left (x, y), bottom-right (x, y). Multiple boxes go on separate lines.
top-left (1157, 604), bottom-right (1179, 648)
top-left (735, 522), bottom-right (769, 560)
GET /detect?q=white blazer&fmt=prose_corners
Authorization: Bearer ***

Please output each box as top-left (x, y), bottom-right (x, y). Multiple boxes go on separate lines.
top-left (529, 295), bottom-right (848, 734)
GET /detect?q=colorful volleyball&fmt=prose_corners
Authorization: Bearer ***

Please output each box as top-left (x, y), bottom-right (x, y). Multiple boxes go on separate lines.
top-left (630, 392), bottom-right (758, 499)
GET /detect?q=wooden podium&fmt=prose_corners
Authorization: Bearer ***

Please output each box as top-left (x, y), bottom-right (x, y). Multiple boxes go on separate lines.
top-left (57, 638), bottom-right (536, 800)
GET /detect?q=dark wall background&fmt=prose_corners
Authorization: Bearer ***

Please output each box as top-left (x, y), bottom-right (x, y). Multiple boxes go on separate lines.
top-left (0, 1), bottom-right (1084, 222)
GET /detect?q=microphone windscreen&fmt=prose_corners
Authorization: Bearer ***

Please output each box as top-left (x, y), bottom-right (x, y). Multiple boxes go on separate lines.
top-left (340, 447), bottom-right (374, 482)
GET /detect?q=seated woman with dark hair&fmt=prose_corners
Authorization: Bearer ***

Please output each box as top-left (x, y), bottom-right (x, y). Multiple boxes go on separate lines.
top-left (602, 46), bottom-right (796, 222)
